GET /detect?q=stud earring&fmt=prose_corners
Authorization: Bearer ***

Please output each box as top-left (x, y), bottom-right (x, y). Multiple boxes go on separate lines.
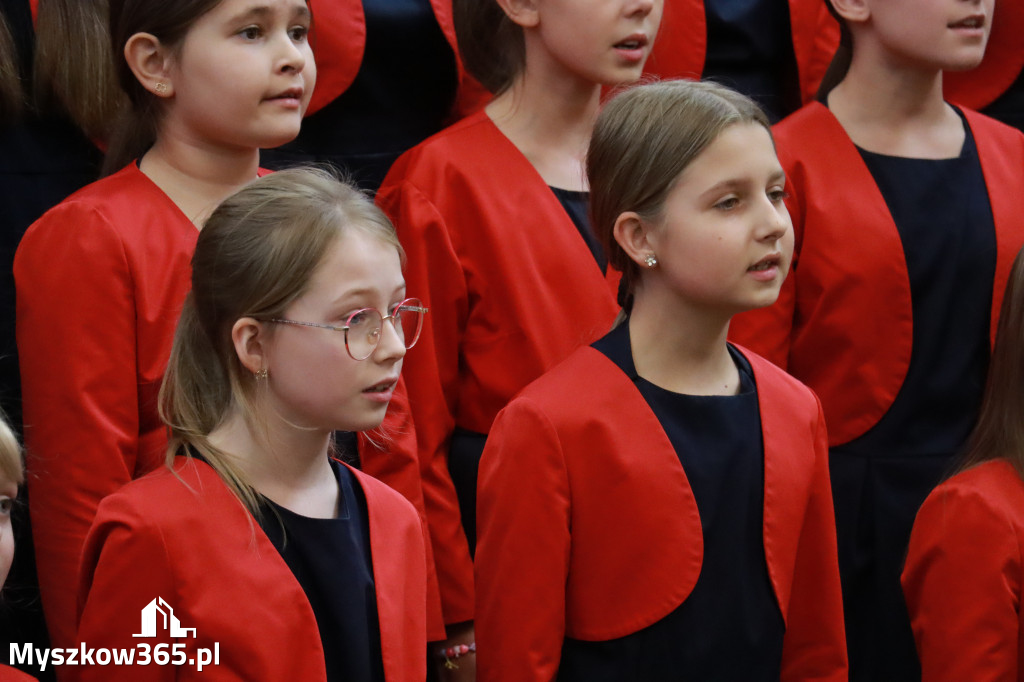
top-left (254, 368), bottom-right (268, 380)
top-left (155, 82), bottom-right (168, 94)
top-left (643, 254), bottom-right (658, 267)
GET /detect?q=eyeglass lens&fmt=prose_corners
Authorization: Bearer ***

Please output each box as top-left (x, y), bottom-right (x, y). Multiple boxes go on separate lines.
top-left (346, 300), bottom-right (424, 360)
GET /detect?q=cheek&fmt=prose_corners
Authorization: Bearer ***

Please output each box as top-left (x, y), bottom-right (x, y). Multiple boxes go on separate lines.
top-left (0, 520), bottom-right (13, 586)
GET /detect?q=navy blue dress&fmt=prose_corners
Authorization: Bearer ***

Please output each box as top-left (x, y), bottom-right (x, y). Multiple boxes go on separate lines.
top-left (556, 322), bottom-right (784, 681)
top-left (831, 109), bottom-right (996, 682)
top-left (261, 0), bottom-right (458, 191)
top-left (259, 459), bottom-right (385, 682)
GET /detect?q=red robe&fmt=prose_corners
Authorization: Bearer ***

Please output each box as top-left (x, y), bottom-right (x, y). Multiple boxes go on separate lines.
top-left (646, 0), bottom-right (840, 105)
top-left (730, 103), bottom-right (1024, 446)
top-left (71, 457), bottom-right (426, 682)
top-left (15, 163), bottom-right (442, 651)
top-left (304, 0), bottom-right (488, 118)
top-left (902, 459), bottom-right (1024, 682)
top-left (475, 343), bottom-right (847, 681)
top-left (376, 110), bottom-right (620, 624)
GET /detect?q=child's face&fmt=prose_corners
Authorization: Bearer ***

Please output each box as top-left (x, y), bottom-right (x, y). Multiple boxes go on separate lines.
top-left (865, 0), bottom-right (993, 72)
top-left (260, 231), bottom-right (407, 434)
top-left (527, 0), bottom-right (663, 87)
top-left (160, 0), bottom-right (316, 151)
top-left (0, 473), bottom-right (15, 588)
top-left (646, 122), bottom-right (793, 316)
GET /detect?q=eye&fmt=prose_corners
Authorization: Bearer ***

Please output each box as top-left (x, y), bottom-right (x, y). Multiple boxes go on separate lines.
top-left (289, 24), bottom-right (309, 42)
top-left (0, 496), bottom-right (13, 516)
top-left (714, 196), bottom-right (740, 211)
top-left (768, 187), bottom-right (789, 203)
top-left (239, 25), bottom-right (263, 40)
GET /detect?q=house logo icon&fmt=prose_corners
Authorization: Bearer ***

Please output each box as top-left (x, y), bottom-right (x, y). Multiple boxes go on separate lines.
top-left (133, 597), bottom-right (197, 639)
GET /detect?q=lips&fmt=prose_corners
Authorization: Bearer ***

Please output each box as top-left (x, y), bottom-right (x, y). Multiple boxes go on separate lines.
top-left (266, 86), bottom-right (303, 102)
top-left (749, 253), bottom-right (782, 272)
top-left (363, 378), bottom-right (398, 394)
top-left (613, 34), bottom-right (648, 51)
top-left (949, 15), bottom-right (985, 29)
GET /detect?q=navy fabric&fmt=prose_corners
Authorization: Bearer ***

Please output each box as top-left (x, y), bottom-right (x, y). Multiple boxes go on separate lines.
top-left (557, 322), bottom-right (783, 681)
top-left (261, 0), bottom-right (458, 191)
top-left (831, 109), bottom-right (996, 682)
top-left (549, 186), bottom-right (606, 273)
top-left (702, 0), bottom-right (800, 122)
top-left (259, 460), bottom-right (385, 682)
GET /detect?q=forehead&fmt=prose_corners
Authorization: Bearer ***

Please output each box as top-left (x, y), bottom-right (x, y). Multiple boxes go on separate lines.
top-left (305, 229), bottom-right (403, 298)
top-left (677, 123), bottom-right (779, 183)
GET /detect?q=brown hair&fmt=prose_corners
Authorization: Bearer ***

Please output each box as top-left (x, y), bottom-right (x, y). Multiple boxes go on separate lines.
top-left (102, 0), bottom-right (224, 174)
top-left (453, 0), bottom-right (524, 95)
top-left (159, 167), bottom-right (402, 513)
top-left (961, 247), bottom-right (1024, 479)
top-left (0, 409), bottom-right (23, 488)
top-left (587, 79), bottom-right (770, 313)
top-left (0, 9), bottom-right (23, 124)
top-left (32, 0), bottom-right (125, 141)
top-left (815, 0), bottom-right (852, 100)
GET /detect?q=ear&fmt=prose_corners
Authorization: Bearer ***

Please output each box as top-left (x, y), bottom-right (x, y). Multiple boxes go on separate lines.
top-left (123, 32), bottom-right (175, 98)
top-left (613, 211), bottom-right (659, 268)
top-left (231, 318), bottom-right (269, 376)
top-left (494, 0), bottom-right (540, 29)
top-left (828, 0), bottom-right (869, 24)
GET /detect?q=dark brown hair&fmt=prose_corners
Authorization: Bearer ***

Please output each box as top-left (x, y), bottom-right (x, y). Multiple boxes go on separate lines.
top-left (102, 0), bottom-right (223, 174)
top-left (453, 0), bottom-right (524, 95)
top-left (815, 0), bottom-right (852, 100)
top-left (0, 9), bottom-right (23, 124)
top-left (588, 79), bottom-right (770, 313)
top-left (33, 0), bottom-right (125, 141)
top-left (961, 246), bottom-right (1024, 479)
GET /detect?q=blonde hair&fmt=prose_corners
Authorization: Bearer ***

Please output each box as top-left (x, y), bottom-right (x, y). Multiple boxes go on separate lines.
top-left (159, 167), bottom-right (402, 513)
top-left (962, 246), bottom-right (1024, 480)
top-left (33, 0), bottom-right (126, 142)
top-left (587, 79), bottom-right (771, 313)
top-left (0, 410), bottom-right (24, 488)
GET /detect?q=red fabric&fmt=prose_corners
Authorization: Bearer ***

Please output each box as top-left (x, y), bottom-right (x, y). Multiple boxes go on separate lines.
top-left (0, 665), bottom-right (38, 681)
top-left (902, 459), bottom-right (1024, 682)
top-left (15, 164), bottom-right (197, 652)
top-left (730, 103), bottom-right (1024, 446)
top-left (376, 110), bottom-right (620, 624)
top-left (475, 344), bottom-right (847, 681)
top-left (70, 457), bottom-right (426, 682)
top-left (305, 0), bottom-right (488, 118)
top-left (945, 1), bottom-right (1024, 111)
top-left (644, 0), bottom-right (839, 106)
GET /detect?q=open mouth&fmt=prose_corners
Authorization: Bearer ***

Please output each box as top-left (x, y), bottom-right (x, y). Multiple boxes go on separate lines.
top-left (949, 15), bottom-right (985, 29)
top-left (749, 254), bottom-right (781, 272)
top-left (268, 87), bottom-right (303, 101)
top-left (363, 380), bottom-right (396, 393)
top-left (614, 35), bottom-right (648, 51)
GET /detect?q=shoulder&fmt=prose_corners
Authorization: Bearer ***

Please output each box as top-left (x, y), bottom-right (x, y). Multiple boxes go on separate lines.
top-left (736, 344), bottom-right (820, 412)
top-left (963, 108), bottom-right (1024, 161)
top-left (345, 463), bottom-right (420, 525)
top-left (772, 101), bottom-right (835, 141)
top-left (922, 460), bottom-right (1024, 529)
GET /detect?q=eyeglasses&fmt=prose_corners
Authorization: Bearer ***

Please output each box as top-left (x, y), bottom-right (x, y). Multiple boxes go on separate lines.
top-left (267, 298), bottom-right (428, 361)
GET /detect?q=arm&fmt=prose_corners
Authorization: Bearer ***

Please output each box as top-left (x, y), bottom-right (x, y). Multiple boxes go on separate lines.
top-left (72, 496), bottom-right (176, 682)
top-left (475, 398), bottom-right (571, 682)
top-left (780, 400), bottom-right (848, 682)
top-left (15, 204), bottom-right (141, 650)
top-left (376, 179), bottom-right (475, 624)
top-left (902, 478), bottom-right (1021, 682)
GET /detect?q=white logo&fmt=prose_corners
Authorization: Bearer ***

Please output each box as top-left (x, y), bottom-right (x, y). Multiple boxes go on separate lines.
top-left (133, 597), bottom-right (197, 639)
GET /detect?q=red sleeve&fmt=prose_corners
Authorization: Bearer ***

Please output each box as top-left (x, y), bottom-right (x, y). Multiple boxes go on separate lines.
top-left (475, 397), bottom-right (570, 682)
top-left (780, 399), bottom-right (849, 681)
top-left (15, 203), bottom-right (141, 650)
top-left (376, 178), bottom-right (475, 624)
top-left (357, 378), bottom-right (446, 640)
top-left (728, 154), bottom-right (804, 368)
top-left (902, 480), bottom-right (1021, 682)
top-left (72, 496), bottom-right (176, 682)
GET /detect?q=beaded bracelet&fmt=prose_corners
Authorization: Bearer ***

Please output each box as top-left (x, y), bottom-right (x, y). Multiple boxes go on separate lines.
top-left (438, 642), bottom-right (476, 669)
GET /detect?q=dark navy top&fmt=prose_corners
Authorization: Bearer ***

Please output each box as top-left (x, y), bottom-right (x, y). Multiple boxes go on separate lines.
top-left (549, 186), bottom-right (606, 273)
top-left (839, 110), bottom-right (996, 463)
top-left (703, 0), bottom-right (800, 123)
top-left (261, 0), bottom-right (458, 191)
top-left (557, 322), bottom-right (784, 681)
top-left (259, 460), bottom-right (385, 682)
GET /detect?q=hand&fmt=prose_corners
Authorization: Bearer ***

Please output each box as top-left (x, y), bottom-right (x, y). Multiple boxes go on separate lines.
top-left (433, 622), bottom-right (476, 682)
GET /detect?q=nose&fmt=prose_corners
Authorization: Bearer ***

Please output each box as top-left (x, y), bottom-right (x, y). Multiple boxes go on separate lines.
top-left (277, 32), bottom-right (308, 74)
top-left (628, 0), bottom-right (657, 18)
top-left (373, 317), bottom-right (407, 363)
top-left (757, 195), bottom-right (791, 243)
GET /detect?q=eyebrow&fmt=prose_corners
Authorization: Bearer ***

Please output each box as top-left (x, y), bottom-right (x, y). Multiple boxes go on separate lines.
top-left (698, 170), bottom-right (787, 200)
top-left (330, 283), bottom-right (408, 306)
top-left (227, 3), bottom-right (311, 24)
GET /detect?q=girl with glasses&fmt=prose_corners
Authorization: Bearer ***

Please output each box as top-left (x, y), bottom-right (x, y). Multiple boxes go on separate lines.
top-left (475, 79), bottom-right (847, 681)
top-left (729, 0), bottom-right (1024, 677)
top-left (375, 1), bottom-right (662, 668)
top-left (75, 168), bottom-right (428, 681)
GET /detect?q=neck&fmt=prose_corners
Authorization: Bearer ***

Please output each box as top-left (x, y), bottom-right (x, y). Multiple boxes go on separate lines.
top-left (828, 40), bottom-right (963, 158)
top-left (139, 132), bottom-right (260, 226)
top-left (627, 284), bottom-right (738, 396)
top-left (209, 408), bottom-right (338, 518)
top-left (485, 60), bottom-right (601, 191)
